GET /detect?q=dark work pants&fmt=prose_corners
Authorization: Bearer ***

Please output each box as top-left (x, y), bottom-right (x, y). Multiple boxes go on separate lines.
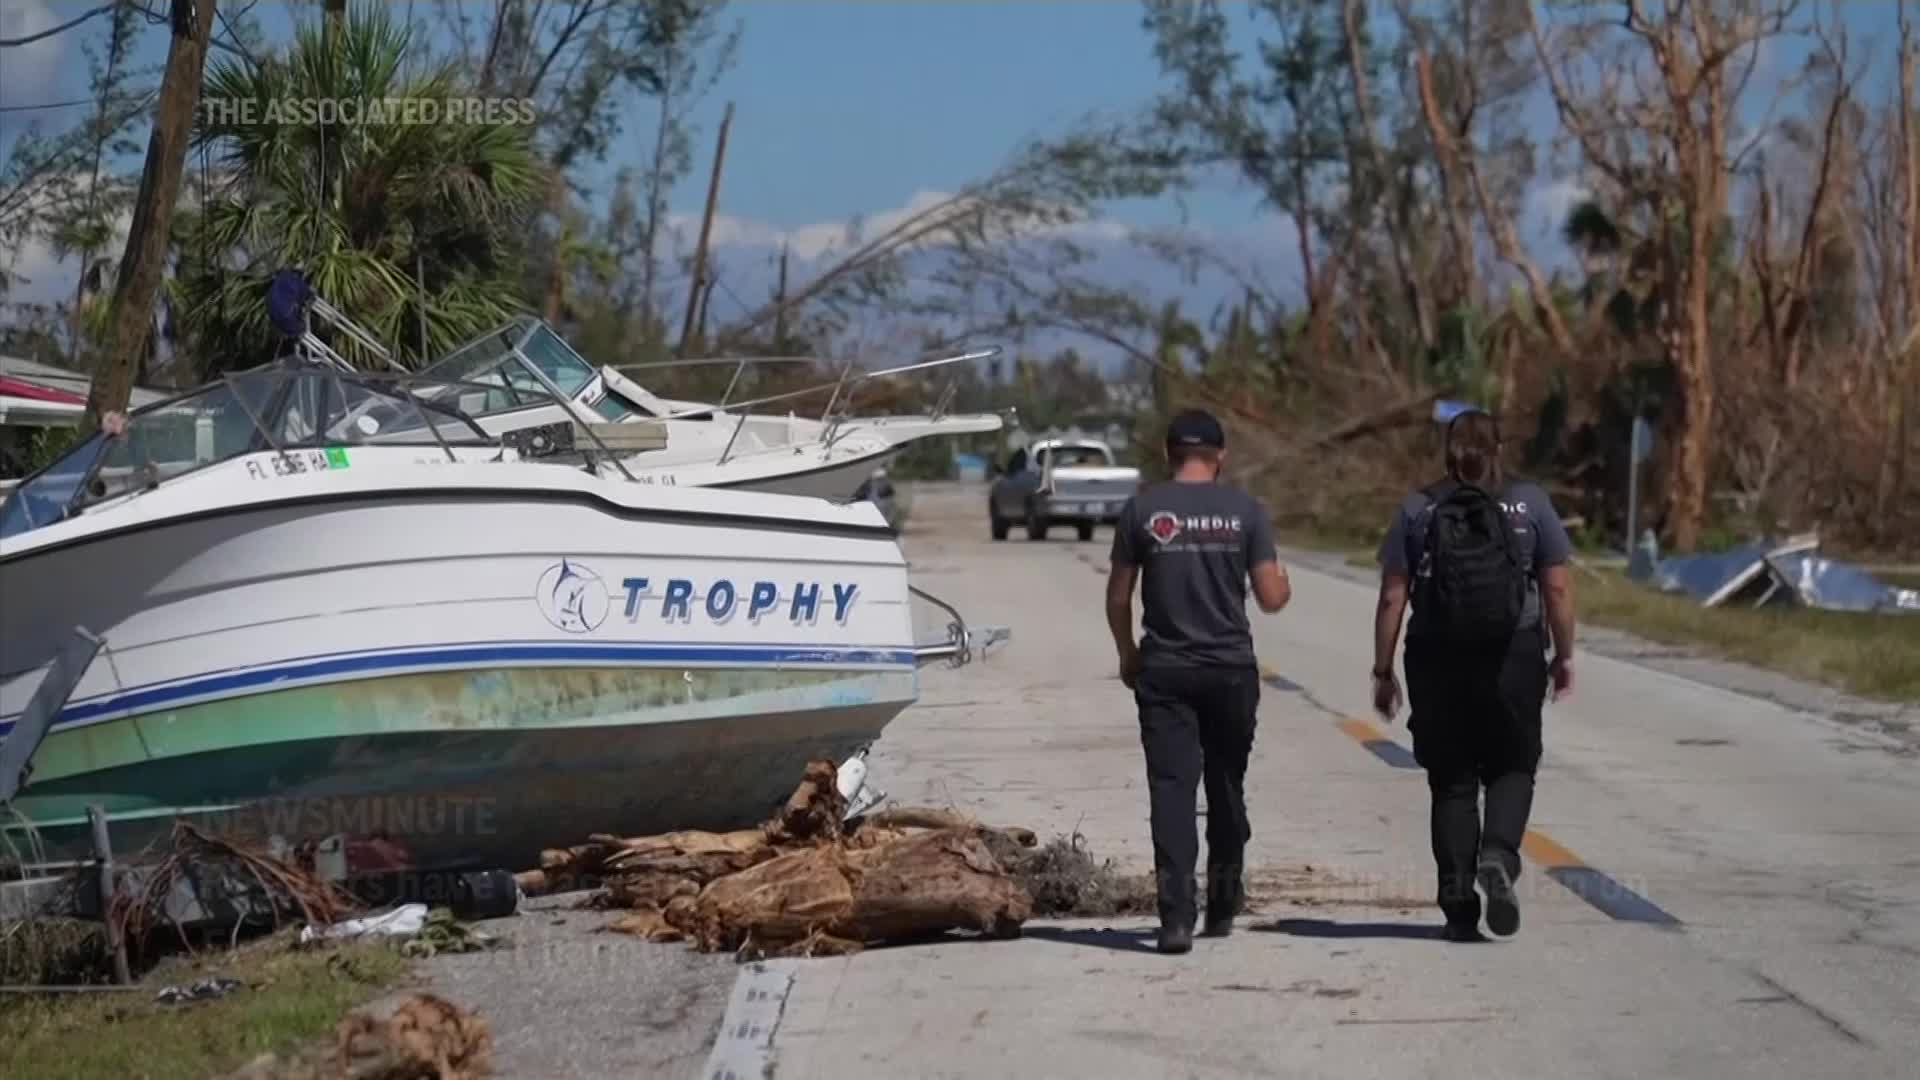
top-left (1134, 664), bottom-right (1260, 928)
top-left (1405, 629), bottom-right (1548, 927)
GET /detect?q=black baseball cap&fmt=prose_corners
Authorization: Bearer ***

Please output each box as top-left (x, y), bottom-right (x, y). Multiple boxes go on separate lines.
top-left (1165, 408), bottom-right (1225, 449)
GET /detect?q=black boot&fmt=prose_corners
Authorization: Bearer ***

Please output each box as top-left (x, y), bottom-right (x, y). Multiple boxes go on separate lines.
top-left (1202, 865), bottom-right (1243, 938)
top-left (1154, 863), bottom-right (1197, 954)
top-left (1477, 855), bottom-right (1520, 937)
top-left (1157, 919), bottom-right (1194, 954)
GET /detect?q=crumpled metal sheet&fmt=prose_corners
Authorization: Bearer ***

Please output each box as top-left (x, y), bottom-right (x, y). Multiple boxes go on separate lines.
top-left (1650, 534), bottom-right (1917, 613)
top-left (1770, 552), bottom-right (1920, 613)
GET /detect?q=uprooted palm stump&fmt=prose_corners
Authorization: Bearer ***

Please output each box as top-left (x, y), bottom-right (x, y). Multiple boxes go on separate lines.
top-left (520, 759), bottom-right (1037, 957)
top-left (679, 825), bottom-right (1031, 956)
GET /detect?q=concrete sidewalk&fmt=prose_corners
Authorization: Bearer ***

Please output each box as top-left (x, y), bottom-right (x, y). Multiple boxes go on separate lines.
top-left (745, 485), bottom-right (1918, 1080)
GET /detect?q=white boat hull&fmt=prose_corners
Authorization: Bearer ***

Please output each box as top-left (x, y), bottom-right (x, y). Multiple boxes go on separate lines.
top-left (1, 460), bottom-right (919, 869)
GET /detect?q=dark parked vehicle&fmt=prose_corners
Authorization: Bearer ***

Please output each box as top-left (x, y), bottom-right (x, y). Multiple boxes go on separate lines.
top-left (851, 467), bottom-right (906, 531)
top-left (988, 438), bottom-right (1140, 541)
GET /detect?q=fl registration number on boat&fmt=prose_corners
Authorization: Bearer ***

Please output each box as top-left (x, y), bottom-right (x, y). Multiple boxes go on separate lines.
top-left (246, 447), bottom-right (350, 478)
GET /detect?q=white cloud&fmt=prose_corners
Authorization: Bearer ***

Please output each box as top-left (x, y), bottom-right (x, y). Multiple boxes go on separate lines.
top-left (1, 175), bottom-right (135, 307)
top-left (666, 188), bottom-right (1129, 262)
top-left (2, 234), bottom-right (71, 304)
top-left (0, 0), bottom-right (72, 100)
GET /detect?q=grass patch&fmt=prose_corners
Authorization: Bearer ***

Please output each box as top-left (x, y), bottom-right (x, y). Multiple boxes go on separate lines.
top-left (1574, 569), bottom-right (1920, 701)
top-left (0, 933), bottom-right (410, 1080)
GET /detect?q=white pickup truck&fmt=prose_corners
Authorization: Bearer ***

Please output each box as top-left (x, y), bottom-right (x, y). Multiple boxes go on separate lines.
top-left (987, 437), bottom-right (1141, 541)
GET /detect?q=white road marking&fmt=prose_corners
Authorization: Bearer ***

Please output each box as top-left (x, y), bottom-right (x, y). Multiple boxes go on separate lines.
top-left (702, 959), bottom-right (798, 1080)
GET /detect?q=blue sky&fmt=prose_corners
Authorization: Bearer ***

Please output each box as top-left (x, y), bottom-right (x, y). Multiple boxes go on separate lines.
top-left (1, 0), bottom-right (1909, 324)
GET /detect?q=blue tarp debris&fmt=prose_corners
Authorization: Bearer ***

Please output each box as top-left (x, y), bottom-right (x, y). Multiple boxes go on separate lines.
top-left (1640, 533), bottom-right (1919, 614)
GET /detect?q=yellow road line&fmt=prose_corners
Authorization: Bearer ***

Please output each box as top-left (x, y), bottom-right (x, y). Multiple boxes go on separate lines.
top-left (1520, 829), bottom-right (1585, 870)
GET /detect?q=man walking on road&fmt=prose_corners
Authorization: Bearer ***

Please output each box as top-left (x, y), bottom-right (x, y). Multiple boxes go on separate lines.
top-left (1370, 409), bottom-right (1577, 942)
top-left (1106, 409), bottom-right (1292, 955)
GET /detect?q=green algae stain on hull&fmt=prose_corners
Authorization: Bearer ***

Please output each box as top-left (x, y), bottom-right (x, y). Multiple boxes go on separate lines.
top-left (7, 665), bottom-right (912, 871)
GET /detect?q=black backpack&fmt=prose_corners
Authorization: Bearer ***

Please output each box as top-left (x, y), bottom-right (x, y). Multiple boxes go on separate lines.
top-left (1413, 481), bottom-right (1526, 645)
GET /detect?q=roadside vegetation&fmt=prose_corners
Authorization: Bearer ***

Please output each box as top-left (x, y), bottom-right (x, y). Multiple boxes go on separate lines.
top-left (0, 934), bottom-right (409, 1080)
top-left (1573, 569), bottom-right (1920, 703)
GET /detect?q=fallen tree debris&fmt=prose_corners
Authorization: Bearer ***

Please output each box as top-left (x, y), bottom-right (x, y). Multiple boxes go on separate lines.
top-left (680, 826), bottom-right (1030, 957)
top-left (226, 991), bottom-right (492, 1080)
top-left (981, 832), bottom-right (1157, 919)
top-left (523, 760), bottom-right (1041, 958)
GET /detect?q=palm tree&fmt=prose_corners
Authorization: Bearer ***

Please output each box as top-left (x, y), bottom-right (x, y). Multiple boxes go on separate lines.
top-left (173, 3), bottom-right (543, 374)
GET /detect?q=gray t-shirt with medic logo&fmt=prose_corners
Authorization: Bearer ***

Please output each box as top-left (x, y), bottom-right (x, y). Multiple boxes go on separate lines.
top-left (1111, 481), bottom-right (1277, 670)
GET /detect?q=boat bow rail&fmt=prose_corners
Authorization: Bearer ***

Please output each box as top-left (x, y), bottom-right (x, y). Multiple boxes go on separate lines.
top-left (623, 347), bottom-right (1005, 466)
top-left (909, 585), bottom-right (1010, 668)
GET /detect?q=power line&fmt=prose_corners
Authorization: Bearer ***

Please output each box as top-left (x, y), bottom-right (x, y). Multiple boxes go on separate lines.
top-left (0, 4), bottom-right (116, 49)
top-left (0, 98), bottom-right (98, 115)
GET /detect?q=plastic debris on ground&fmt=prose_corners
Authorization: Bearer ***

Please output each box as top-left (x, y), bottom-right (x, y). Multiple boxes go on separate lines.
top-left (300, 903), bottom-right (428, 945)
top-left (297, 903), bottom-right (504, 958)
top-left (155, 976), bottom-right (245, 1005)
top-left (1637, 531), bottom-right (1919, 613)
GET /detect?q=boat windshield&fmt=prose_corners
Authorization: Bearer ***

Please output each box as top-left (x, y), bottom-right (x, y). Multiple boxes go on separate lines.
top-left (417, 318), bottom-right (599, 417)
top-left (0, 362), bottom-right (497, 541)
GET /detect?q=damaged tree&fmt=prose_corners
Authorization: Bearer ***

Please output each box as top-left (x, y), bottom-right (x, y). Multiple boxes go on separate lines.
top-left (1528, 0), bottom-right (1799, 551)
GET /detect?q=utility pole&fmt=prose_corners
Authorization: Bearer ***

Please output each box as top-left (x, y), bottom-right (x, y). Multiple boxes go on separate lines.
top-left (86, 0), bottom-right (219, 425)
top-left (680, 101), bottom-right (734, 355)
top-left (772, 241), bottom-right (790, 348)
top-left (695, 276), bottom-right (718, 345)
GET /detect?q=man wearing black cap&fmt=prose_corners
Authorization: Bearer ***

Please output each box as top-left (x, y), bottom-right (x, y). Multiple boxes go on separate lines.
top-left (1106, 408), bottom-right (1292, 954)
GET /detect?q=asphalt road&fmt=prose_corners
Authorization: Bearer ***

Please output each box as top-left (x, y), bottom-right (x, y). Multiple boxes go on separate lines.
top-left (749, 483), bottom-right (1920, 1080)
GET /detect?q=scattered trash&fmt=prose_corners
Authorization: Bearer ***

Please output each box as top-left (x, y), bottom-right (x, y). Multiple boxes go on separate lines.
top-left (398, 908), bottom-right (504, 959)
top-left (297, 903), bottom-right (504, 959)
top-left (155, 976), bottom-right (244, 1005)
top-left (114, 822), bottom-right (358, 959)
top-left (1644, 532), bottom-right (1918, 613)
top-left (301, 904), bottom-right (429, 945)
top-left (225, 991), bottom-right (492, 1080)
top-left (835, 746), bottom-right (888, 821)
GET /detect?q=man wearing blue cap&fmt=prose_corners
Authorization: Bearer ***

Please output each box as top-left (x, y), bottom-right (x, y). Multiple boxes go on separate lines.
top-left (1106, 408), bottom-right (1292, 954)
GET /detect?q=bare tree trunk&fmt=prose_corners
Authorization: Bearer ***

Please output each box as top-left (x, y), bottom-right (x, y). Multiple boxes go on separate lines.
top-left (70, 5), bottom-right (134, 360)
top-left (1882, 6), bottom-right (1919, 539)
top-left (542, 177), bottom-right (569, 325)
top-left (1666, 272), bottom-right (1718, 553)
top-left (1399, 27), bottom-right (1479, 309)
top-left (1341, 0), bottom-right (1439, 346)
top-left (86, 0), bottom-right (217, 426)
top-left (680, 102), bottom-right (734, 353)
top-left (1410, 47), bottom-right (1572, 357)
top-left (1292, 194), bottom-right (1318, 318)
top-left (640, 43), bottom-right (675, 344)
